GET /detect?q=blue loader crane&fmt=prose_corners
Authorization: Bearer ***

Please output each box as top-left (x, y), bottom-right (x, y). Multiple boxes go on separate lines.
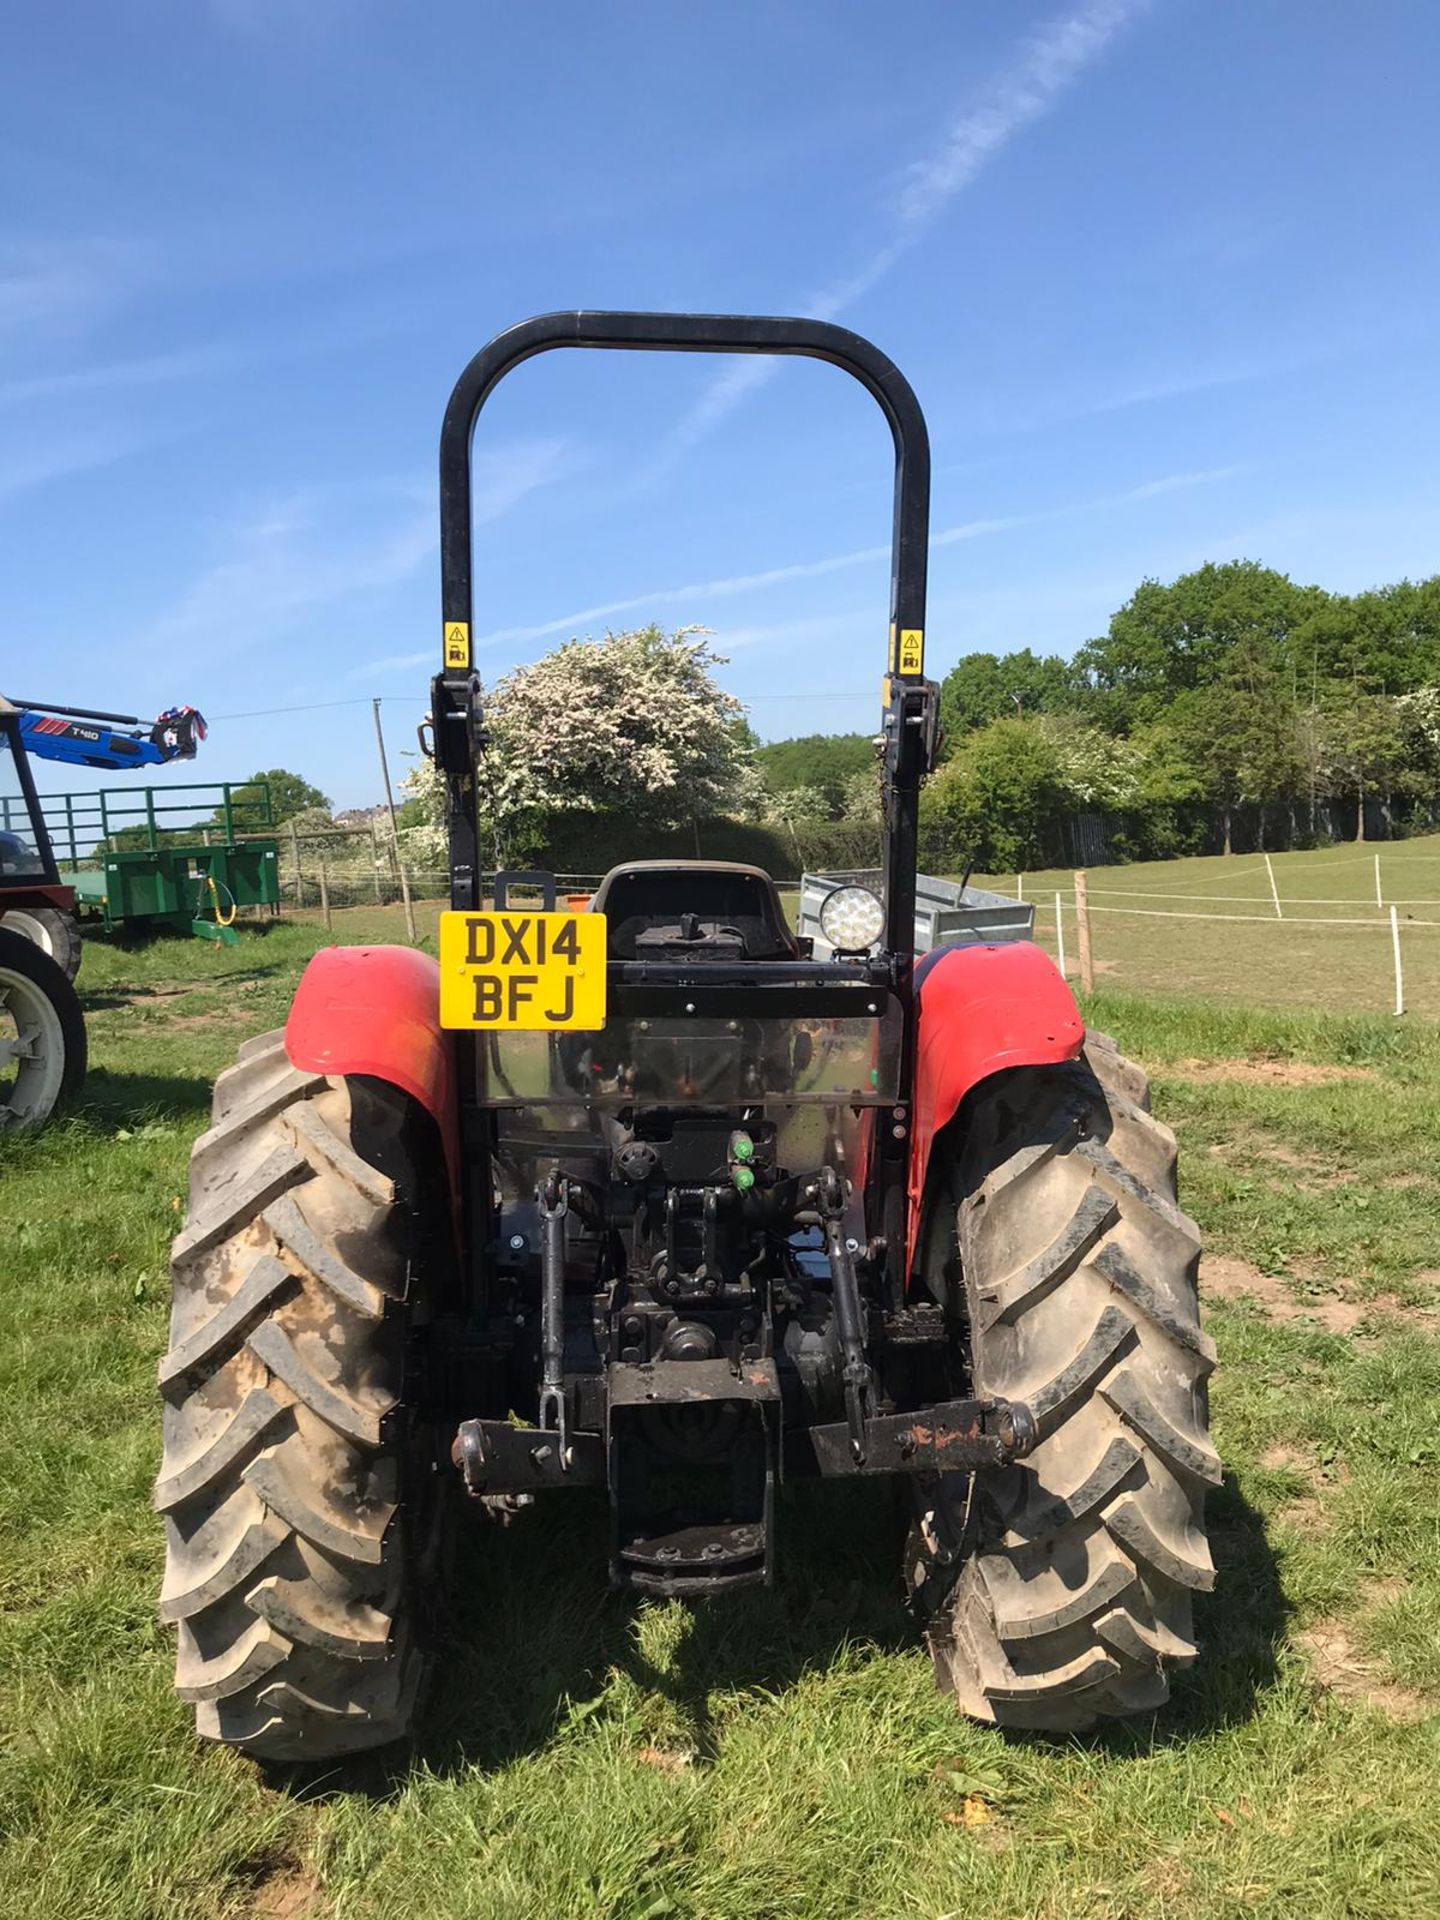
top-left (1, 697), bottom-right (208, 977)
top-left (12, 698), bottom-right (206, 772)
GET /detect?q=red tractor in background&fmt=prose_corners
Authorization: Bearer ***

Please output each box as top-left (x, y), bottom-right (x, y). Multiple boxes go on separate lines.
top-left (157, 314), bottom-right (1217, 1761)
top-left (0, 696), bottom-right (87, 1125)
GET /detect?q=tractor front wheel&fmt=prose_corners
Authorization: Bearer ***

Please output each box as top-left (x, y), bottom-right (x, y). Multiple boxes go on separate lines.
top-left (156, 1031), bottom-right (453, 1761)
top-left (912, 1035), bottom-right (1218, 1731)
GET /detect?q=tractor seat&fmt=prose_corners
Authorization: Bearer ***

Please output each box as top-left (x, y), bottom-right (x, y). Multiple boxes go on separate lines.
top-left (589, 860), bottom-right (798, 961)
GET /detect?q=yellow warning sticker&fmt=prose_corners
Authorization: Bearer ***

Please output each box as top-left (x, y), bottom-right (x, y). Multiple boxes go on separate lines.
top-left (444, 621), bottom-right (471, 669)
top-left (897, 628), bottom-right (924, 676)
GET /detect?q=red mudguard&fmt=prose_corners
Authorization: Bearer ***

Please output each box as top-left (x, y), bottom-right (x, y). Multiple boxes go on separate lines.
top-left (284, 945), bottom-right (460, 1198)
top-left (906, 940), bottom-right (1084, 1260)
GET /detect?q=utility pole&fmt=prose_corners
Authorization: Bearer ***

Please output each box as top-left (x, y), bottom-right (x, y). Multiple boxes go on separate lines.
top-left (372, 698), bottom-right (416, 941)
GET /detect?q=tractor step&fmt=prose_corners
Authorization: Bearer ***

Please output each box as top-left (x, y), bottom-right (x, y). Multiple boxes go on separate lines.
top-left (616, 1517), bottom-right (768, 1595)
top-left (607, 1356), bottom-right (779, 1596)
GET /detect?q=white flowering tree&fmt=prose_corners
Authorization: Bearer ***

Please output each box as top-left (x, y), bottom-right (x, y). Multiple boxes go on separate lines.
top-left (402, 625), bottom-right (758, 865)
top-left (1037, 714), bottom-right (1143, 810)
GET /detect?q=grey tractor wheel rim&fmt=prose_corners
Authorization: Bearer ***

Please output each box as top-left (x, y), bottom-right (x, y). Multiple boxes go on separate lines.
top-left (0, 963), bottom-right (66, 1126)
top-left (0, 909), bottom-right (57, 962)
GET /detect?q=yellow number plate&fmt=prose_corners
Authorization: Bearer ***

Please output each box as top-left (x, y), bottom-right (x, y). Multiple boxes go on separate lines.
top-left (438, 910), bottom-right (607, 1030)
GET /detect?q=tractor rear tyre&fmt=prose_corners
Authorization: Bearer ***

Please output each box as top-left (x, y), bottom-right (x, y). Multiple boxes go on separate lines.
top-left (0, 905), bottom-right (82, 980)
top-left (0, 925), bottom-right (86, 1127)
top-left (911, 1034), bottom-right (1218, 1731)
top-left (156, 1031), bottom-right (453, 1762)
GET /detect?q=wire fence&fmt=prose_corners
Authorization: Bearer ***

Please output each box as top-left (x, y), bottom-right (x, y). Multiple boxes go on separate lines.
top-left (253, 829), bottom-right (1440, 1024)
top-left (1011, 849), bottom-right (1440, 1020)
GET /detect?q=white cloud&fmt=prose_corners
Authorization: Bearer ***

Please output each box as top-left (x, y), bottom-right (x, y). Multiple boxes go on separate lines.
top-left (0, 432), bottom-right (151, 505)
top-left (670, 0), bottom-right (1152, 448)
top-left (145, 438), bottom-right (573, 658)
top-left (351, 463), bottom-right (1235, 677)
top-left (0, 236), bottom-right (154, 344)
top-left (0, 341), bottom-right (238, 409)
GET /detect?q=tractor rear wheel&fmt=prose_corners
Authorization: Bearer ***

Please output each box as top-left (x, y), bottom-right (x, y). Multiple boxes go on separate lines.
top-left (0, 905), bottom-right (82, 979)
top-left (911, 1035), bottom-right (1218, 1731)
top-left (0, 925), bottom-right (86, 1127)
top-left (156, 1031), bottom-right (453, 1761)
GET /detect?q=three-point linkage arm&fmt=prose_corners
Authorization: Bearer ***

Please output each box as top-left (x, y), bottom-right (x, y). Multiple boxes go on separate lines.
top-left (9, 699), bottom-right (207, 773)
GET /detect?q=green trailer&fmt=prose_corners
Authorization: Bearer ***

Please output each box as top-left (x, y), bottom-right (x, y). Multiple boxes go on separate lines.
top-left (29, 781), bottom-right (282, 945)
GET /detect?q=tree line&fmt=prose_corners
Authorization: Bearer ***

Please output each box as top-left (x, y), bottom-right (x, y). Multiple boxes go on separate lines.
top-left (193, 561), bottom-right (1440, 884)
top-left (761, 562), bottom-right (1440, 871)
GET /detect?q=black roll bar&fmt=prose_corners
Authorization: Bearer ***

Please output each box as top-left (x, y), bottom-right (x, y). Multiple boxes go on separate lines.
top-left (434, 310), bottom-right (933, 958)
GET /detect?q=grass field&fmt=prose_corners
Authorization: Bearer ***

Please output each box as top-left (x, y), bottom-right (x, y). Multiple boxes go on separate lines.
top-left (4, 911), bottom-right (1440, 1918)
top-left (975, 833), bottom-right (1440, 1022)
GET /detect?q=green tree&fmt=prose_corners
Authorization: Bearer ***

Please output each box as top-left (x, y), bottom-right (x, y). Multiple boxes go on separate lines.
top-left (217, 768), bottom-right (331, 829)
top-left (921, 717), bottom-right (1067, 871)
top-left (753, 733), bottom-right (875, 816)
top-left (938, 649), bottom-right (1077, 740)
top-left (1075, 561), bottom-right (1326, 730)
top-left (1291, 581), bottom-right (1440, 698)
top-left (1166, 684), bottom-right (1252, 855)
top-left (1315, 691), bottom-right (1407, 841)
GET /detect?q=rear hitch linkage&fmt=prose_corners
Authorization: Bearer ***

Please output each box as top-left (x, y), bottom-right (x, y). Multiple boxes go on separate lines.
top-left (812, 1166), bottom-right (874, 1466)
top-left (450, 1390), bottom-right (1035, 1497)
top-left (537, 1171), bottom-right (571, 1468)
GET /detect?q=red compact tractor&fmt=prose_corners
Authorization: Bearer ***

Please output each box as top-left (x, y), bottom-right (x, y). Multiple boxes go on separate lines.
top-left (157, 314), bottom-right (1218, 1760)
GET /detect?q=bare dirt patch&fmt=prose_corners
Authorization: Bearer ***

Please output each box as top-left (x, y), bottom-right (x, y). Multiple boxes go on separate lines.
top-left (165, 1007), bottom-right (258, 1032)
top-left (1261, 1446), bottom-right (1350, 1533)
top-left (1201, 1254), bottom-right (1301, 1318)
top-left (1172, 1057), bottom-right (1376, 1088)
top-left (1199, 1255), bottom-right (1405, 1336)
top-left (1262, 1143), bottom-right (1332, 1172)
top-left (249, 1865), bottom-right (327, 1919)
top-left (1141, 1857), bottom-right (1192, 1903)
top-left (1277, 1495), bottom-right (1328, 1533)
top-left (1297, 1620), bottom-right (1432, 1723)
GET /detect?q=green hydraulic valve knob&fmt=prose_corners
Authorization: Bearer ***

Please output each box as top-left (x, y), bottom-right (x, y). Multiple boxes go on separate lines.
top-left (732, 1164), bottom-right (756, 1193)
top-left (730, 1131), bottom-right (755, 1162)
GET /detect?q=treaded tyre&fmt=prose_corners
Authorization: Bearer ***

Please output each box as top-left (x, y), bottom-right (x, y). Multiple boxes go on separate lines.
top-left (156, 1030), bottom-right (452, 1761)
top-left (0, 905), bottom-right (82, 980)
top-left (912, 1034), bottom-right (1218, 1731)
top-left (0, 925), bottom-right (86, 1126)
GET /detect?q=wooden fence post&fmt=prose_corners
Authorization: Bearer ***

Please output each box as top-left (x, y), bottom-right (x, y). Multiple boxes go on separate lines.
top-left (370, 818), bottom-right (383, 903)
top-left (319, 846), bottom-right (332, 932)
top-left (1073, 870), bottom-right (1094, 995)
top-left (290, 819), bottom-right (302, 908)
top-left (373, 698), bottom-right (417, 942)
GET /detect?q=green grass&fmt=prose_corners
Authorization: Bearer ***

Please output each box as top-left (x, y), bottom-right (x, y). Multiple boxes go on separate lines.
top-left (974, 832), bottom-right (1440, 1022)
top-left (3, 925), bottom-right (1440, 1917)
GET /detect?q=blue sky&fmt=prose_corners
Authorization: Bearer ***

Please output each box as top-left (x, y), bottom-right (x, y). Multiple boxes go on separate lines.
top-left (5, 0), bottom-right (1439, 808)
